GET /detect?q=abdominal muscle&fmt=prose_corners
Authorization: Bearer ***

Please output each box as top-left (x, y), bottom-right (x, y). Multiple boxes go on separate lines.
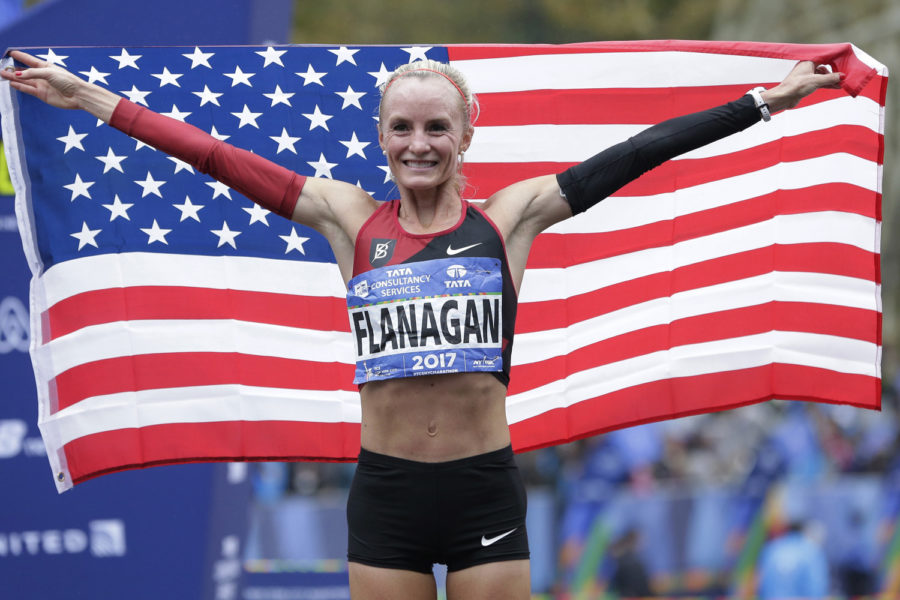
top-left (359, 372), bottom-right (511, 461)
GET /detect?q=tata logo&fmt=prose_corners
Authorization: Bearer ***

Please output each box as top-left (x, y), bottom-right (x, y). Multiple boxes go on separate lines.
top-left (385, 267), bottom-right (412, 277)
top-left (0, 296), bottom-right (29, 354)
top-left (0, 519), bottom-right (127, 558)
top-left (444, 264), bottom-right (471, 288)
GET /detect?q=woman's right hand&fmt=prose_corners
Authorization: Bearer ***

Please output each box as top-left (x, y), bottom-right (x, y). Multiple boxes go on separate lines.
top-left (1, 50), bottom-right (88, 110)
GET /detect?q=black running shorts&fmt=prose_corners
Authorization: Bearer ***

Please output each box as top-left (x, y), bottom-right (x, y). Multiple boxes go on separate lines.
top-left (346, 445), bottom-right (529, 573)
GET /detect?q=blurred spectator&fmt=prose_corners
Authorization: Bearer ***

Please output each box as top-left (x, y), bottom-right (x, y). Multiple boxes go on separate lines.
top-left (608, 528), bottom-right (652, 598)
top-left (757, 521), bottom-right (828, 599)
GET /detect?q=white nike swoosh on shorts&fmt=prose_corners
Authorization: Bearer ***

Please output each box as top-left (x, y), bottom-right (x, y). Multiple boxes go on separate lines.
top-left (446, 242), bottom-right (482, 255)
top-left (481, 528), bottom-right (517, 547)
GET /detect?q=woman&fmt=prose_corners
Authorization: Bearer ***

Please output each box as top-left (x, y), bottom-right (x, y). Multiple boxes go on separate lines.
top-left (2, 49), bottom-right (841, 599)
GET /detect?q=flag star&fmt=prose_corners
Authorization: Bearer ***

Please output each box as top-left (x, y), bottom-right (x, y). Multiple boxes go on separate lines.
top-left (339, 132), bottom-right (370, 159)
top-left (120, 85), bottom-right (151, 105)
top-left (329, 46), bottom-right (359, 66)
top-left (224, 65), bottom-right (255, 87)
top-left (210, 221), bottom-right (241, 248)
top-left (167, 155), bottom-right (194, 173)
top-left (231, 104), bottom-right (263, 128)
top-left (193, 85), bottom-right (223, 106)
top-left (134, 171), bottom-right (166, 198)
top-left (335, 85), bottom-right (366, 110)
top-left (95, 147), bottom-right (127, 173)
top-left (79, 66), bottom-right (110, 85)
top-left (57, 125), bottom-right (87, 153)
top-left (109, 48), bottom-right (141, 69)
top-left (302, 105), bottom-right (333, 131)
top-left (368, 63), bottom-right (392, 87)
top-left (38, 48), bottom-right (68, 67)
top-left (134, 138), bottom-right (155, 151)
top-left (256, 46), bottom-right (287, 67)
top-left (307, 153), bottom-right (337, 178)
top-left (140, 219), bottom-right (172, 245)
top-left (402, 46), bottom-right (433, 62)
top-left (295, 64), bottom-right (326, 86)
top-left (270, 127), bottom-right (301, 154)
top-left (209, 125), bottom-right (230, 141)
top-left (263, 84), bottom-right (294, 107)
top-left (279, 227), bottom-right (310, 254)
top-left (151, 67), bottom-right (183, 87)
top-left (243, 203), bottom-right (270, 225)
top-left (206, 180), bottom-right (232, 199)
top-left (102, 195), bottom-right (134, 221)
top-left (173, 196), bottom-right (204, 222)
top-left (160, 104), bottom-right (191, 122)
top-left (64, 173), bottom-right (94, 200)
top-left (377, 165), bottom-right (392, 183)
top-left (71, 222), bottom-right (100, 250)
top-left (183, 46), bottom-right (214, 69)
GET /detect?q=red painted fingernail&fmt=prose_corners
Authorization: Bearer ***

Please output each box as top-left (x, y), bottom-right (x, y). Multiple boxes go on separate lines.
top-left (14, 71), bottom-right (21, 76)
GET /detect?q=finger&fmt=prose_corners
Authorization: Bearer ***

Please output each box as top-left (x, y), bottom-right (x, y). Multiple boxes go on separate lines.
top-left (8, 50), bottom-right (45, 68)
top-left (7, 79), bottom-right (43, 99)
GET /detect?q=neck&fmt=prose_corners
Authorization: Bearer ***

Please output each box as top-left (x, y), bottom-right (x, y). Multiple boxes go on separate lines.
top-left (397, 182), bottom-right (462, 232)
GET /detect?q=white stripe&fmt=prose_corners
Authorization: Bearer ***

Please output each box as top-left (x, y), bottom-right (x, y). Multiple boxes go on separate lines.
top-left (467, 96), bottom-right (882, 163)
top-left (505, 331), bottom-right (880, 424)
top-left (512, 272), bottom-right (878, 366)
top-left (41, 385), bottom-right (362, 447)
top-left (521, 211), bottom-right (879, 303)
top-left (38, 319), bottom-right (356, 378)
top-left (38, 252), bottom-right (347, 309)
top-left (455, 52), bottom-right (799, 93)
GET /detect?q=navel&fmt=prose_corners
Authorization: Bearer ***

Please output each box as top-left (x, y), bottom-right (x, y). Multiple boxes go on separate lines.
top-left (427, 421), bottom-right (438, 437)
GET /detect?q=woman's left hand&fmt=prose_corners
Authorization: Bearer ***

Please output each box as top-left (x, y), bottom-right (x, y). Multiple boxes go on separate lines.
top-left (762, 61), bottom-right (843, 113)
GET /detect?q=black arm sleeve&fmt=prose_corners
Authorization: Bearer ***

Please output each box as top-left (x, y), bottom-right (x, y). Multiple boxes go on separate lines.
top-left (556, 95), bottom-right (761, 215)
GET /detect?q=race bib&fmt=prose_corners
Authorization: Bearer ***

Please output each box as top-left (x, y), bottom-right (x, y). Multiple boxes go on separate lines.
top-left (347, 257), bottom-right (503, 383)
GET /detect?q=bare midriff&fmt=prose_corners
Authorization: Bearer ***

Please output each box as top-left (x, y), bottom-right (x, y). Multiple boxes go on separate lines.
top-left (359, 372), bottom-right (511, 462)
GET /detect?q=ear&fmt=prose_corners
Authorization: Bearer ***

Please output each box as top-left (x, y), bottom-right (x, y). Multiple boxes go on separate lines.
top-left (460, 126), bottom-right (474, 153)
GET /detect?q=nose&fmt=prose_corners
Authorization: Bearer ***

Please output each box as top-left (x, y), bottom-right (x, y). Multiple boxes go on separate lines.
top-left (409, 128), bottom-right (430, 153)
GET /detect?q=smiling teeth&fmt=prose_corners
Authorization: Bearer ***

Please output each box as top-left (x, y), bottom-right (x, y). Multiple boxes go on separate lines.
top-left (405, 161), bottom-right (437, 167)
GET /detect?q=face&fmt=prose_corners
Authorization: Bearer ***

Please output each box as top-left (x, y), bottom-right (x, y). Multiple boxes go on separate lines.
top-left (378, 77), bottom-right (472, 192)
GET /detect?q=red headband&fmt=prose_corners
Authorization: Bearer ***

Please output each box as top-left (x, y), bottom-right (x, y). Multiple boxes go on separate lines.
top-left (383, 68), bottom-right (467, 103)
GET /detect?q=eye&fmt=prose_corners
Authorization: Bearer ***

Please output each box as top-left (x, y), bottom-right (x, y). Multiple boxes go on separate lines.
top-left (428, 122), bottom-right (449, 132)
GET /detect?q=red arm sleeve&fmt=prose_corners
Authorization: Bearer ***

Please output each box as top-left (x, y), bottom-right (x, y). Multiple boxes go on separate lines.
top-left (109, 98), bottom-right (306, 220)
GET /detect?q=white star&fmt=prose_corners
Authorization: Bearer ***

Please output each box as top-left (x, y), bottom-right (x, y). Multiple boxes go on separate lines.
top-left (211, 221), bottom-right (241, 248)
top-left (279, 227), bottom-right (310, 254)
top-left (329, 46), bottom-right (359, 66)
top-left (335, 85), bottom-right (366, 110)
top-left (296, 64), bottom-right (326, 86)
top-left (151, 67), bottom-right (183, 87)
top-left (339, 132), bottom-right (370, 159)
top-left (160, 104), bottom-right (191, 122)
top-left (193, 85), bottom-right (223, 107)
top-left (302, 105), bottom-right (332, 131)
top-left (173, 196), bottom-right (204, 222)
top-left (377, 165), bottom-right (392, 183)
top-left (243, 203), bottom-right (270, 225)
top-left (368, 63), bottom-right (392, 87)
top-left (95, 147), bottom-right (127, 173)
top-left (109, 49), bottom-right (141, 69)
top-left (270, 127), bottom-right (301, 154)
top-left (38, 49), bottom-right (68, 67)
top-left (140, 219), bottom-right (172, 245)
top-left (263, 84), bottom-right (294, 107)
top-left (79, 66), bottom-right (110, 85)
top-left (307, 153), bottom-right (337, 178)
top-left (231, 104), bottom-right (263, 129)
top-left (402, 46), bottom-right (433, 62)
top-left (119, 85), bottom-right (151, 106)
top-left (209, 125), bottom-right (230, 141)
top-left (167, 156), bottom-right (194, 173)
top-left (64, 173), bottom-right (94, 200)
top-left (223, 66), bottom-right (255, 87)
top-left (256, 46), bottom-right (287, 67)
top-left (134, 138), bottom-right (155, 151)
top-left (57, 125), bottom-right (87, 153)
top-left (183, 47), bottom-right (214, 69)
top-left (134, 172), bottom-right (165, 198)
top-left (206, 180), bottom-right (232, 200)
top-left (102, 195), bottom-right (133, 221)
top-left (71, 222), bottom-right (100, 250)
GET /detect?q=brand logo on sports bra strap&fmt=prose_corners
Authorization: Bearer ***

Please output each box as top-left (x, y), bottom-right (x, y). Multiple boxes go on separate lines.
top-left (446, 242), bottom-right (482, 255)
top-left (369, 238), bottom-right (396, 268)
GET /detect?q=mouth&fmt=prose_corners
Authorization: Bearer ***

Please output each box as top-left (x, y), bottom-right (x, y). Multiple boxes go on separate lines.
top-left (402, 160), bottom-right (439, 169)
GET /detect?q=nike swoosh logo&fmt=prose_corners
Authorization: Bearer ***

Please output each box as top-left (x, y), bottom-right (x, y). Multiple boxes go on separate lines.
top-left (481, 528), bottom-right (517, 547)
top-left (446, 242), bottom-right (482, 255)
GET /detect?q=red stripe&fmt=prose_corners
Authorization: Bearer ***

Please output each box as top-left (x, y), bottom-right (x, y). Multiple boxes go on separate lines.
top-left (465, 126), bottom-right (882, 199)
top-left (509, 364), bottom-right (881, 453)
top-left (517, 243), bottom-right (878, 334)
top-left (63, 420), bottom-right (362, 486)
top-left (52, 353), bottom-right (356, 413)
top-left (508, 301), bottom-right (879, 395)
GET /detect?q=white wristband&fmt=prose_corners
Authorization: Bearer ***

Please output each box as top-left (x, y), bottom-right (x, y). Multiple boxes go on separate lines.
top-left (746, 86), bottom-right (771, 122)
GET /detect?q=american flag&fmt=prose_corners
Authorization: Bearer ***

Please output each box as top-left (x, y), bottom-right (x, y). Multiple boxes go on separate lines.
top-left (0, 41), bottom-right (885, 492)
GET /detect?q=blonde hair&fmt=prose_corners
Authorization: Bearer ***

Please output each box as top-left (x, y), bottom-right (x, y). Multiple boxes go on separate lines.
top-left (378, 59), bottom-right (478, 129)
